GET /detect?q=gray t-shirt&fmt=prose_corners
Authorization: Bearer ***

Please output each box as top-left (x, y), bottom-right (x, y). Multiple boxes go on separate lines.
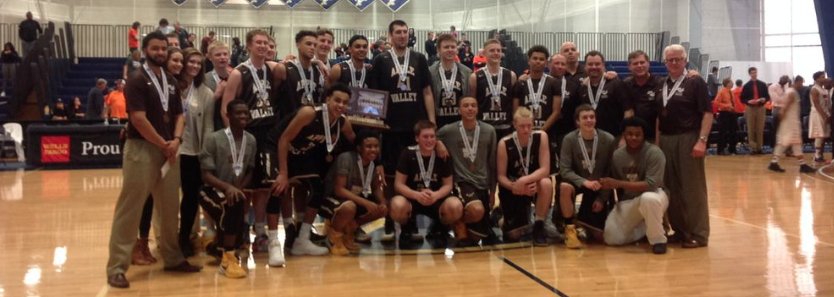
top-left (610, 143), bottom-right (665, 201)
top-left (325, 151), bottom-right (381, 198)
top-left (200, 129), bottom-right (257, 186)
top-left (559, 129), bottom-right (617, 187)
top-left (437, 120), bottom-right (497, 190)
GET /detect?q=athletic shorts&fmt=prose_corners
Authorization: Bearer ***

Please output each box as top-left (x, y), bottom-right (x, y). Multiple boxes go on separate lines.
top-left (319, 194), bottom-right (372, 220)
top-left (246, 125), bottom-right (277, 189)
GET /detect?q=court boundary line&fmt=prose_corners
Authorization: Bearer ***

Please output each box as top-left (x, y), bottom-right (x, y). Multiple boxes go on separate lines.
top-left (500, 256), bottom-right (569, 297)
top-left (710, 214), bottom-right (834, 247)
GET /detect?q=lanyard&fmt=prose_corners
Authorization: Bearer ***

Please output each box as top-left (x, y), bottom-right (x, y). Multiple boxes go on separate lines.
top-left (586, 77), bottom-right (606, 110)
top-left (143, 63), bottom-right (169, 111)
top-left (561, 76), bottom-right (567, 101)
top-left (357, 157), bottom-right (374, 197)
top-left (577, 130), bottom-right (599, 174)
top-left (321, 104), bottom-right (340, 153)
top-left (389, 49), bottom-right (410, 83)
top-left (484, 67), bottom-right (503, 103)
top-left (526, 75), bottom-right (548, 109)
top-left (224, 128), bottom-right (247, 177)
top-left (512, 132), bottom-right (533, 176)
top-left (415, 150), bottom-right (436, 189)
top-left (440, 63), bottom-right (458, 96)
top-left (242, 60), bottom-right (268, 100)
top-left (459, 122), bottom-right (480, 163)
top-left (294, 60), bottom-right (316, 104)
top-left (346, 61), bottom-right (366, 88)
top-left (663, 74), bottom-right (686, 107)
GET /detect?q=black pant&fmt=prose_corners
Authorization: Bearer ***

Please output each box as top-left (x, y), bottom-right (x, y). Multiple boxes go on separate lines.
top-left (575, 187), bottom-right (610, 231)
top-left (199, 187), bottom-right (245, 249)
top-left (139, 196), bottom-right (153, 238)
top-left (266, 176), bottom-right (324, 214)
top-left (498, 187), bottom-right (531, 232)
top-left (179, 155), bottom-right (203, 245)
top-left (717, 112), bottom-right (738, 153)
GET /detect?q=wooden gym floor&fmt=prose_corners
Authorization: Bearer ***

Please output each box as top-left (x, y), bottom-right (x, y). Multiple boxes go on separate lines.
top-left (1, 154), bottom-right (833, 297)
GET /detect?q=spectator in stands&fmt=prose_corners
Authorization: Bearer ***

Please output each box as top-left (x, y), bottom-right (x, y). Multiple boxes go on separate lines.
top-left (86, 78), bottom-right (108, 120)
top-left (450, 25), bottom-right (459, 39)
top-left (230, 37), bottom-right (244, 66)
top-left (70, 96), bottom-right (85, 119)
top-left (1, 42), bottom-right (21, 97)
top-left (425, 32), bottom-right (437, 64)
top-left (472, 48), bottom-right (486, 73)
top-left (186, 33), bottom-right (197, 49)
top-left (157, 18), bottom-right (173, 35)
top-left (123, 50), bottom-right (142, 80)
top-left (200, 31), bottom-right (216, 55)
top-left (741, 67), bottom-right (770, 155)
top-left (458, 40), bottom-right (474, 69)
top-left (175, 22), bottom-right (190, 49)
top-left (371, 39), bottom-right (383, 58)
top-left (52, 99), bottom-right (68, 121)
top-left (166, 32), bottom-right (181, 49)
top-left (707, 67), bottom-right (720, 99)
top-left (18, 11), bottom-right (42, 57)
top-left (407, 28), bottom-right (416, 48)
top-left (128, 21), bottom-right (140, 53)
top-left (106, 79), bottom-right (128, 120)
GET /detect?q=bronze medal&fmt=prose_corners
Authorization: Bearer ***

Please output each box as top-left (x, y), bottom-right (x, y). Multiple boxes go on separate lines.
top-left (163, 112), bottom-right (170, 123)
top-left (662, 108), bottom-right (668, 117)
top-left (468, 162), bottom-right (476, 172)
top-left (326, 154), bottom-right (333, 163)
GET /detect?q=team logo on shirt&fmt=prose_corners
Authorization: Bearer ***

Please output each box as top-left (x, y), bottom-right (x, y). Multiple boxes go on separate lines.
top-left (647, 90), bottom-right (655, 99)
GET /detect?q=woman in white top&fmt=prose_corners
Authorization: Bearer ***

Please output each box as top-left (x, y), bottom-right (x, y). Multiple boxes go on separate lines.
top-left (177, 48), bottom-right (216, 257)
top-left (808, 71), bottom-right (830, 163)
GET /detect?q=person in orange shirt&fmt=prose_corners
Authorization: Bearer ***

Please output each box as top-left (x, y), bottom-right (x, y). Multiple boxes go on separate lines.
top-left (715, 78), bottom-right (737, 155)
top-left (106, 79), bottom-right (127, 120)
top-left (128, 22), bottom-right (140, 53)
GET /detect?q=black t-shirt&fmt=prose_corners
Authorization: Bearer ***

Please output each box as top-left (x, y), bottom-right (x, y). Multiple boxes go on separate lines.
top-left (336, 61), bottom-right (369, 89)
top-left (370, 49), bottom-right (432, 132)
top-left (435, 67), bottom-right (467, 128)
top-left (279, 61), bottom-right (323, 119)
top-left (513, 75), bottom-right (561, 131)
top-left (564, 63), bottom-right (586, 81)
top-left (124, 65), bottom-right (183, 140)
top-left (475, 67), bottom-right (514, 131)
top-left (502, 131), bottom-right (543, 181)
top-left (623, 74), bottom-right (664, 140)
top-left (656, 76), bottom-right (711, 135)
top-left (235, 62), bottom-right (276, 128)
top-left (552, 75), bottom-right (582, 141)
top-left (286, 107), bottom-right (347, 177)
top-left (396, 146), bottom-right (453, 192)
top-left (577, 78), bottom-right (631, 137)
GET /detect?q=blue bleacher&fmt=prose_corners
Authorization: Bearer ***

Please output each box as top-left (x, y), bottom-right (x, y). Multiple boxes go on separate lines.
top-left (55, 57), bottom-right (124, 105)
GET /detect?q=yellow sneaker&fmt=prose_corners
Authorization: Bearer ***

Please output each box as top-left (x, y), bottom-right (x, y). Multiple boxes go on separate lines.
top-left (328, 230), bottom-right (349, 256)
top-left (220, 251), bottom-right (247, 278)
top-left (564, 224), bottom-right (584, 249)
top-left (342, 222), bottom-right (361, 253)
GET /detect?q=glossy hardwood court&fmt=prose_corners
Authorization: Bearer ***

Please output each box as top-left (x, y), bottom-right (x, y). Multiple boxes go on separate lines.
top-left (1, 154), bottom-right (834, 297)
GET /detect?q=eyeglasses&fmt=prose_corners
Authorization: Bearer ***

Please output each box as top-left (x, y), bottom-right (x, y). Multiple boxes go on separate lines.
top-left (665, 57), bottom-right (685, 64)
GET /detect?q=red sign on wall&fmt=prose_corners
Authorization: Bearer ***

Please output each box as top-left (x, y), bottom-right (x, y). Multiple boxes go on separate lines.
top-left (41, 136), bottom-right (70, 163)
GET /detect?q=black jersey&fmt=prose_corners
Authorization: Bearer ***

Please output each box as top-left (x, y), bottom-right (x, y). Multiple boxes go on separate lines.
top-left (369, 49), bottom-right (432, 132)
top-left (623, 74), bottom-right (664, 140)
top-left (435, 67), bottom-right (467, 128)
top-left (236, 62), bottom-right (276, 128)
top-left (396, 146), bottom-right (453, 192)
top-left (502, 131), bottom-right (543, 181)
top-left (278, 61), bottom-right (324, 119)
top-left (286, 107), bottom-right (346, 177)
top-left (577, 78), bottom-right (631, 136)
top-left (552, 75), bottom-right (582, 141)
top-left (475, 67), bottom-right (514, 131)
top-left (513, 75), bottom-right (561, 131)
top-left (337, 61), bottom-right (369, 88)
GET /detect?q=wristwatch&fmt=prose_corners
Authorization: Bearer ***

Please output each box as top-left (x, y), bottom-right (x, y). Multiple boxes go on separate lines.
top-left (174, 136), bottom-right (183, 143)
top-left (698, 135), bottom-right (708, 143)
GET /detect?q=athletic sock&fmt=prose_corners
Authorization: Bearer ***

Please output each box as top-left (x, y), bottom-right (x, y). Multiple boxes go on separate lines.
top-left (283, 216), bottom-right (294, 228)
top-left (255, 223), bottom-right (266, 236)
top-left (298, 223), bottom-right (313, 241)
top-left (267, 229), bottom-right (279, 243)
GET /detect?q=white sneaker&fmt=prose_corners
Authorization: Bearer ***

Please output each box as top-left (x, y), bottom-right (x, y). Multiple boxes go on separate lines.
top-left (291, 238), bottom-right (329, 256)
top-left (268, 239), bottom-right (285, 267)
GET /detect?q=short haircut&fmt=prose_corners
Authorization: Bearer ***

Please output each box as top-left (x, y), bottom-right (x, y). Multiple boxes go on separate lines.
top-left (458, 96), bottom-right (477, 107)
top-left (574, 104), bottom-right (595, 121)
top-left (627, 50), bottom-right (649, 62)
top-left (735, 79), bottom-right (743, 86)
top-left (748, 67), bottom-right (757, 74)
top-left (513, 106), bottom-right (533, 122)
top-left (142, 31), bottom-right (167, 49)
top-left (245, 29), bottom-right (270, 46)
top-left (226, 99), bottom-right (248, 115)
top-left (159, 18), bottom-right (169, 26)
top-left (96, 78), bottom-right (107, 85)
top-left (813, 71), bottom-right (826, 81)
top-left (413, 120), bottom-right (436, 136)
top-left (388, 20), bottom-right (408, 34)
top-left (165, 32), bottom-right (179, 40)
top-left (316, 28), bottom-right (334, 39)
top-left (324, 82), bottom-right (352, 99)
top-left (208, 31), bottom-right (215, 36)
top-left (355, 130), bottom-right (381, 150)
top-left (795, 75), bottom-right (805, 83)
top-left (132, 21), bottom-right (140, 28)
top-left (295, 30), bottom-right (317, 44)
top-left (527, 45), bottom-right (550, 59)
top-left (622, 116), bottom-right (648, 133)
top-left (180, 48), bottom-right (205, 87)
top-left (436, 33), bottom-right (457, 47)
top-left (207, 40), bottom-right (229, 55)
top-left (483, 39), bottom-right (501, 49)
top-left (663, 44), bottom-right (688, 61)
top-left (711, 66), bottom-right (718, 72)
top-left (348, 35), bottom-right (368, 47)
top-left (584, 50), bottom-right (605, 63)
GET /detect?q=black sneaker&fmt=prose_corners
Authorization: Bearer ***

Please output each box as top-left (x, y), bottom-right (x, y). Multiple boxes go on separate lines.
top-left (309, 226), bottom-right (327, 244)
top-left (533, 221), bottom-right (548, 246)
top-left (398, 232), bottom-right (423, 249)
top-left (768, 163), bottom-right (786, 172)
top-left (652, 243), bottom-right (667, 254)
top-left (800, 164), bottom-right (816, 173)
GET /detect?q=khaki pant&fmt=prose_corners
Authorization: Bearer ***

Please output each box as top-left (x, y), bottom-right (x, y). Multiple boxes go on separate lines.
top-left (106, 139), bottom-right (183, 276)
top-left (603, 189), bottom-right (668, 245)
top-left (745, 105), bottom-right (766, 152)
top-left (659, 132), bottom-right (710, 243)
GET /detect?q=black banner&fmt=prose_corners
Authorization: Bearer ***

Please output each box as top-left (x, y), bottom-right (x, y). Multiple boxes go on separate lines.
top-left (27, 124), bottom-right (124, 167)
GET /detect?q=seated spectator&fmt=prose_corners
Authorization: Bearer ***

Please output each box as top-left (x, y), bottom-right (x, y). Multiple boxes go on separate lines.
top-left (52, 99), bottom-right (68, 120)
top-left (106, 79), bottom-right (127, 120)
top-left (2, 42), bottom-right (21, 97)
top-left (70, 96), bottom-right (85, 119)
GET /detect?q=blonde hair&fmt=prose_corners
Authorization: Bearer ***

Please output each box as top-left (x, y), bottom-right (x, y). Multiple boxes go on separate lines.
top-left (513, 106), bottom-right (533, 122)
top-left (207, 40), bottom-right (229, 55)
